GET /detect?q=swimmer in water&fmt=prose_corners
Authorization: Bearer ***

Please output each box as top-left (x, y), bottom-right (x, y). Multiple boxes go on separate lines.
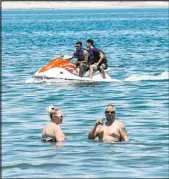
top-left (41, 106), bottom-right (67, 143)
top-left (88, 104), bottom-right (129, 142)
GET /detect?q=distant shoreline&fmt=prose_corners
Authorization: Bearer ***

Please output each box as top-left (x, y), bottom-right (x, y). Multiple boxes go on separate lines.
top-left (2, 1), bottom-right (169, 10)
top-left (2, 7), bottom-right (169, 11)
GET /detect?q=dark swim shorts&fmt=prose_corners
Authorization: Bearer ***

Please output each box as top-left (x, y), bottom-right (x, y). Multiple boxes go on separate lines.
top-left (41, 135), bottom-right (56, 142)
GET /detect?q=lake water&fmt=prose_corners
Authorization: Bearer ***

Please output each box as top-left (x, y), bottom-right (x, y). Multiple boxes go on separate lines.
top-left (2, 8), bottom-right (169, 178)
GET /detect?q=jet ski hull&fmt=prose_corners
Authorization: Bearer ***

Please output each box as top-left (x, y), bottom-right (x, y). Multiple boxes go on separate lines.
top-left (33, 57), bottom-right (113, 82)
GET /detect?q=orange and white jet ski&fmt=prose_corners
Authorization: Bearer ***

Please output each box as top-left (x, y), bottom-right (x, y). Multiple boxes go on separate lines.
top-left (33, 55), bottom-right (112, 82)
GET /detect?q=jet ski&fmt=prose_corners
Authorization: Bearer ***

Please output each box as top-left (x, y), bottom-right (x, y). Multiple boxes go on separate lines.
top-left (33, 55), bottom-right (112, 82)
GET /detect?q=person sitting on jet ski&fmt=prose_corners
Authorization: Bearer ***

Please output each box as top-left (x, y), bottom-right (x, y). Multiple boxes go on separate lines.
top-left (86, 39), bottom-right (108, 79)
top-left (72, 41), bottom-right (89, 77)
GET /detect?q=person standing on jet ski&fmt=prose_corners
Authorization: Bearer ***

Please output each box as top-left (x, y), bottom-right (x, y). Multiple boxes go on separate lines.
top-left (86, 39), bottom-right (108, 79)
top-left (72, 41), bottom-right (89, 77)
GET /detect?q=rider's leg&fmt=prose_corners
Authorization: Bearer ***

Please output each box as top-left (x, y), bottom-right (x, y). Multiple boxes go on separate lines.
top-left (79, 63), bottom-right (85, 77)
top-left (79, 63), bottom-right (88, 77)
top-left (99, 64), bottom-right (106, 79)
top-left (89, 65), bottom-right (94, 79)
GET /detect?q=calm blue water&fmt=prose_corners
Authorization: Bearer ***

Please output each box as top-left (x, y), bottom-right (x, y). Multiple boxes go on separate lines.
top-left (2, 8), bottom-right (169, 178)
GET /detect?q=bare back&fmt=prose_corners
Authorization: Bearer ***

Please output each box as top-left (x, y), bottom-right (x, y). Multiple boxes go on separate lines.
top-left (42, 122), bottom-right (64, 138)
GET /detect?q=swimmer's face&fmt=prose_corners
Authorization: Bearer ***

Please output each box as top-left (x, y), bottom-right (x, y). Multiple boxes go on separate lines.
top-left (52, 115), bottom-right (64, 124)
top-left (58, 115), bottom-right (64, 123)
top-left (105, 106), bottom-right (116, 121)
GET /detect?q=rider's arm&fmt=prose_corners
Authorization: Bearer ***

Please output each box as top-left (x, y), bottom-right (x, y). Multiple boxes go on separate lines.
top-left (96, 51), bottom-right (104, 65)
top-left (83, 50), bottom-right (89, 64)
top-left (71, 52), bottom-right (77, 64)
top-left (72, 53), bottom-right (76, 58)
top-left (119, 122), bottom-right (129, 142)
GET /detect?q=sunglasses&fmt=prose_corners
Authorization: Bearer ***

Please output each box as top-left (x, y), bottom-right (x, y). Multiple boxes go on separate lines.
top-left (105, 111), bottom-right (115, 114)
top-left (53, 115), bottom-right (64, 119)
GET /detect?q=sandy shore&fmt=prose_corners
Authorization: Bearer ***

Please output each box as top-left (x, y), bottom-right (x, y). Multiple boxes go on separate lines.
top-left (2, 1), bottom-right (168, 10)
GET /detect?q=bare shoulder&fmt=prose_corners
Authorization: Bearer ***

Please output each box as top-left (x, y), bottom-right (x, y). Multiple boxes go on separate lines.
top-left (83, 50), bottom-right (89, 55)
top-left (116, 120), bottom-right (126, 128)
top-left (54, 124), bottom-right (61, 130)
top-left (47, 122), bottom-right (60, 131)
top-left (44, 123), bottom-right (50, 128)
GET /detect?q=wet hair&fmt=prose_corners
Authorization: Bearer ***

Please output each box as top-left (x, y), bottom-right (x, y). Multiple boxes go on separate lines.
top-left (105, 104), bottom-right (116, 112)
top-left (46, 106), bottom-right (64, 122)
top-left (76, 41), bottom-right (82, 46)
top-left (87, 39), bottom-right (94, 46)
top-left (46, 106), bottom-right (58, 120)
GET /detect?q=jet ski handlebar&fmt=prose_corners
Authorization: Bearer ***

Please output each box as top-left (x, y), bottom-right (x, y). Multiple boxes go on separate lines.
top-left (61, 54), bottom-right (74, 60)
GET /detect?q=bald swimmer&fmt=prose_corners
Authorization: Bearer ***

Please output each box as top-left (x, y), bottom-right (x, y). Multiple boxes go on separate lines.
top-left (88, 105), bottom-right (129, 142)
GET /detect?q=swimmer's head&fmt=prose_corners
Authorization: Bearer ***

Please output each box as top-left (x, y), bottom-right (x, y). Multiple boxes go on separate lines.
top-left (46, 105), bottom-right (57, 113)
top-left (47, 106), bottom-right (64, 125)
top-left (105, 104), bottom-right (116, 121)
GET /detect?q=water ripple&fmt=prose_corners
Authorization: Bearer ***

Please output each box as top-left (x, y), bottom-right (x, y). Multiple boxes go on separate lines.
top-left (2, 8), bottom-right (168, 178)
